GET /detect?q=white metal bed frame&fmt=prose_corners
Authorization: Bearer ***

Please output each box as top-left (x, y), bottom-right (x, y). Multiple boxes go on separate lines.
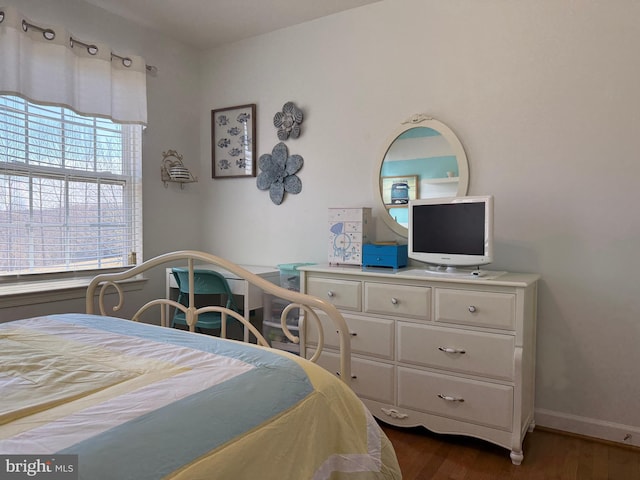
top-left (85, 250), bottom-right (352, 385)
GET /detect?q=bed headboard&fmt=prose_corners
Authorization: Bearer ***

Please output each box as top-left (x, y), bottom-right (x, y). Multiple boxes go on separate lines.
top-left (85, 250), bottom-right (352, 384)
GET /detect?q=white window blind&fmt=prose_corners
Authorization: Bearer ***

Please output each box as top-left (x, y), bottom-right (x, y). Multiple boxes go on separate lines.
top-left (0, 95), bottom-right (142, 276)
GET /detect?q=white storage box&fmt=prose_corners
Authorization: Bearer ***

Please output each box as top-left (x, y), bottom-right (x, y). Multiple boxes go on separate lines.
top-left (328, 207), bottom-right (372, 265)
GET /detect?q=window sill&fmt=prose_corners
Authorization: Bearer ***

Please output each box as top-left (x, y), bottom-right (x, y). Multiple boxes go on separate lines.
top-left (0, 276), bottom-right (147, 308)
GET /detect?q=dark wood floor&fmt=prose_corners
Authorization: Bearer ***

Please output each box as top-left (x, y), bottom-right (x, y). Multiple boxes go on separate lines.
top-left (379, 422), bottom-right (640, 480)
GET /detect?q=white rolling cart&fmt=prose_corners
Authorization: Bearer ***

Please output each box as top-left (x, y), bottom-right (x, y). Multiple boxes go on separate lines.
top-left (262, 263), bottom-right (314, 354)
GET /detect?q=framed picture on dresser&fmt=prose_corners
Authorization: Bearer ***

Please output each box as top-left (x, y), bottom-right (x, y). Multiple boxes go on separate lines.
top-left (211, 104), bottom-right (256, 178)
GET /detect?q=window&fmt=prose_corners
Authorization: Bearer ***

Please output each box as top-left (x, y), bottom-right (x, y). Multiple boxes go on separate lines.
top-left (0, 95), bottom-right (142, 277)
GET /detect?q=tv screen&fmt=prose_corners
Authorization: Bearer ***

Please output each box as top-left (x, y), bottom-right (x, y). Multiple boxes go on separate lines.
top-left (408, 195), bottom-right (493, 269)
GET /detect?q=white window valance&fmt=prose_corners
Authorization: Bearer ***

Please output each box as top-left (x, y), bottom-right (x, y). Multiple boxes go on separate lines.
top-left (0, 6), bottom-right (147, 125)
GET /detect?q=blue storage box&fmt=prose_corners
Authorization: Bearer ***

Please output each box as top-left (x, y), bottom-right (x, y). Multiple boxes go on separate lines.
top-left (277, 262), bottom-right (315, 291)
top-left (362, 244), bottom-right (408, 269)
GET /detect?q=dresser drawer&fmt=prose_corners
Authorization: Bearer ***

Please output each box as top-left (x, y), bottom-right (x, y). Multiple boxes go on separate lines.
top-left (435, 289), bottom-right (515, 330)
top-left (398, 367), bottom-right (513, 431)
top-left (397, 323), bottom-right (514, 381)
top-left (306, 277), bottom-right (361, 311)
top-left (364, 282), bottom-right (430, 320)
top-left (305, 312), bottom-right (394, 359)
top-left (309, 350), bottom-right (395, 404)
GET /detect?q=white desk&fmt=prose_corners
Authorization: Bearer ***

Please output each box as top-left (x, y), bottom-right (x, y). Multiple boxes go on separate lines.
top-left (165, 264), bottom-right (280, 341)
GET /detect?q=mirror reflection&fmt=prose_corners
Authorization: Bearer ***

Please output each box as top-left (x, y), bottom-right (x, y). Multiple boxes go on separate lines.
top-left (381, 127), bottom-right (461, 227)
top-left (375, 116), bottom-right (469, 237)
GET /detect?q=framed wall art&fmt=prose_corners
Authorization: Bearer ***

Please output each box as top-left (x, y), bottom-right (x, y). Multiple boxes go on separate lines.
top-left (381, 175), bottom-right (418, 206)
top-left (211, 104), bottom-right (256, 178)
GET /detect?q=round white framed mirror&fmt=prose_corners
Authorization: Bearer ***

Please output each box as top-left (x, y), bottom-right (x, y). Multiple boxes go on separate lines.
top-left (374, 114), bottom-right (469, 237)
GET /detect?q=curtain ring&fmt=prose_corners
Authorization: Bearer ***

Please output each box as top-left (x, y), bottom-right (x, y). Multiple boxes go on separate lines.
top-left (70, 37), bottom-right (98, 55)
top-left (110, 53), bottom-right (133, 68)
top-left (21, 19), bottom-right (55, 40)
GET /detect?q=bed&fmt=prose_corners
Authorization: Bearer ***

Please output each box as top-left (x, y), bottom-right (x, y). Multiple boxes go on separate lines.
top-left (0, 251), bottom-right (401, 480)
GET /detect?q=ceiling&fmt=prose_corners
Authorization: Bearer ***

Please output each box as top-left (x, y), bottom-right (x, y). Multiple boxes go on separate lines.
top-left (83, 0), bottom-right (382, 50)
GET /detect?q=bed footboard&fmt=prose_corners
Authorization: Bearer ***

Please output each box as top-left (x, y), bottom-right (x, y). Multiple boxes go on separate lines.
top-left (85, 250), bottom-right (352, 384)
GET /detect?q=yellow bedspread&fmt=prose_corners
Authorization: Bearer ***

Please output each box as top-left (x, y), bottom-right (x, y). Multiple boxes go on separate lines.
top-left (0, 314), bottom-right (402, 480)
top-left (1, 327), bottom-right (186, 427)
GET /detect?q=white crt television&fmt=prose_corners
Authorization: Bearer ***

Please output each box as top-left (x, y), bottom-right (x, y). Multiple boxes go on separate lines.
top-left (408, 195), bottom-right (494, 270)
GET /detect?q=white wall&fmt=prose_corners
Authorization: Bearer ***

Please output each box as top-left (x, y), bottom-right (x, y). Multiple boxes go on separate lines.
top-left (198, 0), bottom-right (640, 444)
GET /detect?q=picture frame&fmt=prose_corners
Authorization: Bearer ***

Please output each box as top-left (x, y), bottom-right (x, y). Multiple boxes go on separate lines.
top-left (381, 175), bottom-right (419, 206)
top-left (211, 104), bottom-right (256, 178)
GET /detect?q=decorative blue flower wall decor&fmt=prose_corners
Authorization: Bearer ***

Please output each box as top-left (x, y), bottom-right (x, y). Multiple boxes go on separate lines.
top-left (256, 142), bottom-right (303, 205)
top-left (273, 101), bottom-right (303, 140)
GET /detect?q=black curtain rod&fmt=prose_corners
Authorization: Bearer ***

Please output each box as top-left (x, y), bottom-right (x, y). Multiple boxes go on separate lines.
top-left (18, 18), bottom-right (158, 74)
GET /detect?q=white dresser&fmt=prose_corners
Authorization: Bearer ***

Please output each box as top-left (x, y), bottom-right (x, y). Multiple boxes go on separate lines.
top-left (299, 264), bottom-right (539, 465)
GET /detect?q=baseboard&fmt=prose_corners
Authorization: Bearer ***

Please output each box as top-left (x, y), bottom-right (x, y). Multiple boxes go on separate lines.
top-left (535, 408), bottom-right (640, 448)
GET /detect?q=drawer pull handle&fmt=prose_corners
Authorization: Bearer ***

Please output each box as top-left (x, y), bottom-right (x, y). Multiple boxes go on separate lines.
top-left (468, 305), bottom-right (477, 313)
top-left (390, 297), bottom-right (398, 305)
top-left (438, 346), bottom-right (466, 354)
top-left (327, 290), bottom-right (335, 298)
top-left (336, 330), bottom-right (358, 337)
top-left (335, 371), bottom-right (357, 379)
top-left (438, 394), bottom-right (465, 403)
top-left (381, 407), bottom-right (409, 419)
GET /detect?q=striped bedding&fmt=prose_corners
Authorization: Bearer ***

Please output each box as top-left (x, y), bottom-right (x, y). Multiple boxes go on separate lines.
top-left (0, 314), bottom-right (401, 479)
